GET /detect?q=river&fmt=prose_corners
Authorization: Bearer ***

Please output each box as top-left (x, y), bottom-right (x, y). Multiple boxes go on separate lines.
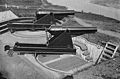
top-left (47, 0), bottom-right (120, 21)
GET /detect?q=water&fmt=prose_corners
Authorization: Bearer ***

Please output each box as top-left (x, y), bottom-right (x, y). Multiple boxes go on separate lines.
top-left (48, 0), bottom-right (120, 21)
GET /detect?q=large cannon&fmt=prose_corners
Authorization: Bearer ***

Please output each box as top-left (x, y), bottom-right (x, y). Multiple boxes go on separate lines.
top-left (5, 24), bottom-right (97, 56)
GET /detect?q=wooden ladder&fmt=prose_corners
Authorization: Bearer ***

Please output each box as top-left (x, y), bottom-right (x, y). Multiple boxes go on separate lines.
top-left (97, 42), bottom-right (119, 64)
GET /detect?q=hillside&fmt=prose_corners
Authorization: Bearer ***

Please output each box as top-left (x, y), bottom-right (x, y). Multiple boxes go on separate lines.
top-left (91, 0), bottom-right (120, 9)
top-left (75, 12), bottom-right (120, 23)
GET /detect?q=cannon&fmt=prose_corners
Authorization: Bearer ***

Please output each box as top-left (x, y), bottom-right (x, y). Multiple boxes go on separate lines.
top-left (35, 9), bottom-right (75, 20)
top-left (4, 26), bottom-right (97, 56)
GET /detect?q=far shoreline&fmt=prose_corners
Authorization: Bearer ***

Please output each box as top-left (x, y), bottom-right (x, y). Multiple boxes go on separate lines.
top-left (42, 0), bottom-right (68, 10)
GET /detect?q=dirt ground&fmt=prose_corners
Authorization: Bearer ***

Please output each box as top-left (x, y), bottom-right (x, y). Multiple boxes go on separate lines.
top-left (73, 57), bottom-right (120, 79)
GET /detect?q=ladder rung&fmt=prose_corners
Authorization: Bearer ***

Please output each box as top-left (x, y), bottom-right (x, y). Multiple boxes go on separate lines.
top-left (102, 53), bottom-right (112, 58)
top-left (107, 42), bottom-right (118, 47)
top-left (104, 48), bottom-right (114, 54)
top-left (106, 46), bottom-right (115, 51)
top-left (104, 51), bottom-right (113, 57)
top-left (102, 54), bottom-right (111, 59)
top-left (100, 57), bottom-right (107, 61)
top-left (107, 43), bottom-right (117, 49)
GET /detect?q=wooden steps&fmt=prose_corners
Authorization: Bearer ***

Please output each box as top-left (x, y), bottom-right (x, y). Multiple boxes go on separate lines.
top-left (96, 42), bottom-right (119, 63)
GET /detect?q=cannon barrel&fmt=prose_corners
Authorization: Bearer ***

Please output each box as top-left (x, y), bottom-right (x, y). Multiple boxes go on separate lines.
top-left (49, 26), bottom-right (97, 36)
top-left (7, 22), bottom-right (97, 35)
top-left (36, 9), bottom-right (75, 20)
